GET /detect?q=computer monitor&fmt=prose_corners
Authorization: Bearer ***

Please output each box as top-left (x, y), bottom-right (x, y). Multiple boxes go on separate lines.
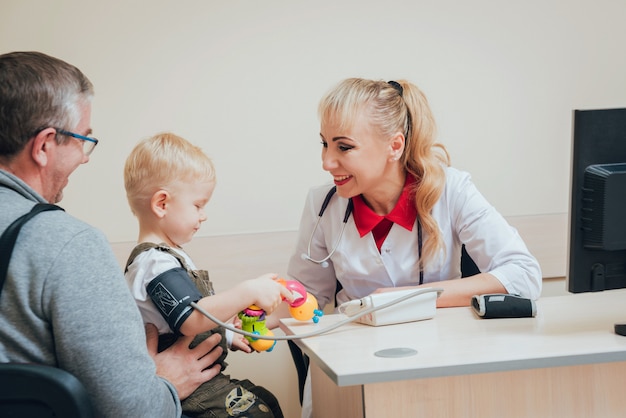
top-left (567, 107), bottom-right (626, 336)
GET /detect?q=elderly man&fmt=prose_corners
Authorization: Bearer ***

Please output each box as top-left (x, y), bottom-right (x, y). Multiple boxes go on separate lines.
top-left (0, 51), bottom-right (223, 417)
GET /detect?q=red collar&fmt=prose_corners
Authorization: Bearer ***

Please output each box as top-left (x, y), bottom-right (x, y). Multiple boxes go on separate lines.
top-left (352, 175), bottom-right (417, 238)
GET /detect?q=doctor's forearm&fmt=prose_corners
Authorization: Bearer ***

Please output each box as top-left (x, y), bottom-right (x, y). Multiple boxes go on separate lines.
top-left (432, 273), bottom-right (506, 308)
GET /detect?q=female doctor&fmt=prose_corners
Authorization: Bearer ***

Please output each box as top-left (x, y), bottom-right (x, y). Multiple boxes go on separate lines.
top-left (269, 77), bottom-right (542, 417)
top-left (274, 77), bottom-right (541, 314)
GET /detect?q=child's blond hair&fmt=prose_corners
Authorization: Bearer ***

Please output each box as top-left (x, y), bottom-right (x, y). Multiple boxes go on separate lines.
top-left (124, 132), bottom-right (216, 216)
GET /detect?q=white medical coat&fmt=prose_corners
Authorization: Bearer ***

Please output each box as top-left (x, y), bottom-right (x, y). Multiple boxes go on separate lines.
top-left (287, 167), bottom-right (542, 309)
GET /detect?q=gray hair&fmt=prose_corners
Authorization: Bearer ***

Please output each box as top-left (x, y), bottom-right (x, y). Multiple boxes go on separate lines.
top-left (0, 51), bottom-right (94, 158)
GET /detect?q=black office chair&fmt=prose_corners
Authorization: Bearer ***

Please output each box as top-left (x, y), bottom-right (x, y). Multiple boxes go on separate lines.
top-left (288, 245), bottom-right (480, 405)
top-left (0, 363), bottom-right (94, 418)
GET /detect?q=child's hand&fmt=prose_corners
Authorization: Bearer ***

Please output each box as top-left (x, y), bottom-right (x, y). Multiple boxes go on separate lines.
top-left (244, 273), bottom-right (294, 314)
top-left (228, 316), bottom-right (252, 353)
top-left (230, 333), bottom-right (252, 353)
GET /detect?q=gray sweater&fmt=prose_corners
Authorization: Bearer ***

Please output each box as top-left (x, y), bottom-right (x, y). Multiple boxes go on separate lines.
top-left (0, 169), bottom-right (182, 417)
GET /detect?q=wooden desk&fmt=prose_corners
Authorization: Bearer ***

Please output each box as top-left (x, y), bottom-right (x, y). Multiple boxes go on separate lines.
top-left (280, 289), bottom-right (626, 418)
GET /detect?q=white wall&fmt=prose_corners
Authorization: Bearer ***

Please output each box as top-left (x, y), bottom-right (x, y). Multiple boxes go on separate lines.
top-left (1, 0), bottom-right (625, 243)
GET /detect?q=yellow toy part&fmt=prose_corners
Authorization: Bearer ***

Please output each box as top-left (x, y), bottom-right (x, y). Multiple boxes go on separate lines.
top-left (249, 329), bottom-right (276, 352)
top-left (289, 292), bottom-right (323, 322)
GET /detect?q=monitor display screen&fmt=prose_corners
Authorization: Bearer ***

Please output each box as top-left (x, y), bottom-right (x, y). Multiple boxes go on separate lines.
top-left (568, 108), bottom-right (626, 294)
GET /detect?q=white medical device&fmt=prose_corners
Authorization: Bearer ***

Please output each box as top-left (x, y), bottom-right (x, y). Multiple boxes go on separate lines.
top-left (339, 287), bottom-right (441, 326)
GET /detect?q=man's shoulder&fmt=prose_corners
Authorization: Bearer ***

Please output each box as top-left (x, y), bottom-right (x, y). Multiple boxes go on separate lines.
top-left (31, 207), bottom-right (95, 233)
top-left (15, 206), bottom-right (109, 253)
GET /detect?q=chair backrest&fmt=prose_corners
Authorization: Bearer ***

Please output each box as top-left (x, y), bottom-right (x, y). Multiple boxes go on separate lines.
top-left (460, 244), bottom-right (480, 277)
top-left (0, 363), bottom-right (94, 418)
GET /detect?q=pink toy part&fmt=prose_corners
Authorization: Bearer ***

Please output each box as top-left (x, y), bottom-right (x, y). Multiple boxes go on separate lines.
top-left (283, 280), bottom-right (307, 307)
top-left (242, 306), bottom-right (265, 317)
top-left (276, 278), bottom-right (307, 307)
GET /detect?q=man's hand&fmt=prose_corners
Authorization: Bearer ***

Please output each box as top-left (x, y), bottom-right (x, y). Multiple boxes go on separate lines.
top-left (145, 323), bottom-right (223, 400)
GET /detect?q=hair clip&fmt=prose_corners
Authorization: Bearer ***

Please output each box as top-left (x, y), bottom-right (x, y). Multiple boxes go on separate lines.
top-left (388, 80), bottom-right (403, 97)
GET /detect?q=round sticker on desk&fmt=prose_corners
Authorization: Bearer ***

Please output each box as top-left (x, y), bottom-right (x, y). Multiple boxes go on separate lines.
top-left (374, 347), bottom-right (418, 358)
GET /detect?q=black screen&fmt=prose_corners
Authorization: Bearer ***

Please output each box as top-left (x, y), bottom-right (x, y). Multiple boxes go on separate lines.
top-left (568, 108), bottom-right (626, 293)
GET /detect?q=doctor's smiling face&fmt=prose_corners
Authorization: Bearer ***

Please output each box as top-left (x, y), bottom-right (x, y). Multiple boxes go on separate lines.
top-left (320, 107), bottom-right (406, 214)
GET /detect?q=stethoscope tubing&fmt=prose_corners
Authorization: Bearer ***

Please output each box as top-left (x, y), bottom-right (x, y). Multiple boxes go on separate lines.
top-left (302, 186), bottom-right (424, 284)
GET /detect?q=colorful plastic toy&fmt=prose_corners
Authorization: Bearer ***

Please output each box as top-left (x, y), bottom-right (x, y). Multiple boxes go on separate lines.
top-left (238, 279), bottom-right (323, 352)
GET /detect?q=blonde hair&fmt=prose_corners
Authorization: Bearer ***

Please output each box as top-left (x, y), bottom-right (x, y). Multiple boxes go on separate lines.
top-left (124, 132), bottom-right (216, 216)
top-left (318, 78), bottom-right (450, 267)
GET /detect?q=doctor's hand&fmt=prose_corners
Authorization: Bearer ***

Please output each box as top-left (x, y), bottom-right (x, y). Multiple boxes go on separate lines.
top-left (145, 323), bottom-right (223, 400)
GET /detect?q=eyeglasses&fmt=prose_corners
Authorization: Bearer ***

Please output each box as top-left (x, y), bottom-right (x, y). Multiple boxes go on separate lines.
top-left (56, 129), bottom-right (99, 156)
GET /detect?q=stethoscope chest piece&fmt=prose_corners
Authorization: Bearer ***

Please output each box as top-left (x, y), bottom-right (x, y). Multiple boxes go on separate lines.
top-left (301, 186), bottom-right (353, 268)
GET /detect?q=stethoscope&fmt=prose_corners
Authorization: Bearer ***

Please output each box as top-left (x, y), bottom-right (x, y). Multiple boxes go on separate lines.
top-left (301, 186), bottom-right (425, 285)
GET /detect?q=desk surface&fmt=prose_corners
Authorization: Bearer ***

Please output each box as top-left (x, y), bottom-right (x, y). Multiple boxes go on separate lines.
top-left (280, 288), bottom-right (626, 386)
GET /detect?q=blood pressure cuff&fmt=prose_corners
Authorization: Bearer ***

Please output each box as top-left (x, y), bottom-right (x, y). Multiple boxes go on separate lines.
top-left (146, 267), bottom-right (203, 334)
top-left (471, 293), bottom-right (537, 319)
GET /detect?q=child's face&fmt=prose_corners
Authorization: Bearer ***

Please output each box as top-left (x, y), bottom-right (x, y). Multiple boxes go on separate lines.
top-left (161, 179), bottom-right (215, 247)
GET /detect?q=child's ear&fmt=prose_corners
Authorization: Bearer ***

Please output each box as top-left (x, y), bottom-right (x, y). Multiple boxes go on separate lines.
top-left (151, 190), bottom-right (169, 218)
